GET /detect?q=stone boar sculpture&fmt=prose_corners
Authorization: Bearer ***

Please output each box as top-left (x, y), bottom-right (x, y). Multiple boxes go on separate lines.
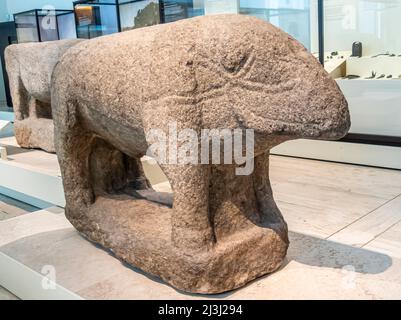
top-left (5, 39), bottom-right (85, 152)
top-left (51, 14), bottom-right (350, 294)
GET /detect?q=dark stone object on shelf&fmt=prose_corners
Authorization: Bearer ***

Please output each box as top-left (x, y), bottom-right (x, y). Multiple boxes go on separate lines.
top-left (352, 42), bottom-right (362, 57)
top-left (365, 71), bottom-right (376, 79)
top-left (387, 75), bottom-right (393, 79)
top-left (372, 52), bottom-right (393, 58)
top-left (331, 51), bottom-right (339, 56)
top-left (377, 74), bottom-right (385, 79)
top-left (343, 75), bottom-right (360, 80)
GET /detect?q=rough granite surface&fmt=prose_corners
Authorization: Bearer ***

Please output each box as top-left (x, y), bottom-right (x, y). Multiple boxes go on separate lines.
top-left (5, 39), bottom-right (85, 152)
top-left (51, 14), bottom-right (350, 294)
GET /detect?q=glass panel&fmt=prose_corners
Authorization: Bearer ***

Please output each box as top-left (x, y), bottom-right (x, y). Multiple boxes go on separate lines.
top-left (38, 12), bottom-right (59, 42)
top-left (324, 0), bottom-right (401, 140)
top-left (119, 0), bottom-right (160, 31)
top-left (57, 12), bottom-right (78, 39)
top-left (239, 0), bottom-right (315, 51)
top-left (162, 0), bottom-right (201, 23)
top-left (75, 4), bottom-right (119, 39)
top-left (159, 0), bottom-right (317, 52)
top-left (79, 0), bottom-right (118, 3)
top-left (15, 12), bottom-right (40, 43)
top-left (204, 0), bottom-right (239, 14)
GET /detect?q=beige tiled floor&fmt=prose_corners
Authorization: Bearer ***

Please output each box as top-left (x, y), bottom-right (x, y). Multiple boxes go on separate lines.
top-left (1, 146), bottom-right (401, 299)
top-left (0, 194), bottom-right (37, 221)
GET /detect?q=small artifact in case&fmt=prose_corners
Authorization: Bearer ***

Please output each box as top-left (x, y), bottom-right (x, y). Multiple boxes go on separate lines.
top-left (352, 42), bottom-right (362, 57)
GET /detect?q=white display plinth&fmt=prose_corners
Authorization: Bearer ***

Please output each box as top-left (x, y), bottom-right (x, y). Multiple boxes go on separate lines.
top-left (0, 136), bottom-right (64, 208)
top-left (1, 204), bottom-right (400, 300)
top-left (272, 139), bottom-right (401, 170)
top-left (346, 56), bottom-right (401, 79)
top-left (0, 137), bottom-right (167, 208)
top-left (0, 120), bottom-right (10, 132)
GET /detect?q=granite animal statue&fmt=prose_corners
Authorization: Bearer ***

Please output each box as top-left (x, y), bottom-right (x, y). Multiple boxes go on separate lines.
top-left (51, 14), bottom-right (350, 294)
top-left (5, 39), bottom-right (85, 153)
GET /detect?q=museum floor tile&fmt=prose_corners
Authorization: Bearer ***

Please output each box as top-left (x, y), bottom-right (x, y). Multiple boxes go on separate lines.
top-left (0, 194), bottom-right (37, 221)
top-left (1, 153), bottom-right (401, 299)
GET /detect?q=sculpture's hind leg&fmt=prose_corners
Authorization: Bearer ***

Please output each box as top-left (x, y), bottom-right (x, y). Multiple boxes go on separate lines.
top-left (5, 50), bottom-right (29, 121)
top-left (53, 98), bottom-right (94, 230)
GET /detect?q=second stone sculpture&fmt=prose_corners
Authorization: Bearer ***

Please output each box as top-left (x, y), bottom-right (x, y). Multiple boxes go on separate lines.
top-left (5, 39), bottom-right (85, 153)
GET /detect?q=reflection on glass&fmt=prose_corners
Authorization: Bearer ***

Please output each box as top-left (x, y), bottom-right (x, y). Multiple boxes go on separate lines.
top-left (120, 0), bottom-right (160, 31)
top-left (162, 0), bottom-right (202, 23)
top-left (75, 4), bottom-right (119, 39)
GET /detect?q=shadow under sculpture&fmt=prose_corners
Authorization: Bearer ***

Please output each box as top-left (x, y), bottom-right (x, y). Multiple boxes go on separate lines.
top-left (5, 39), bottom-right (85, 153)
top-left (52, 14), bottom-right (351, 294)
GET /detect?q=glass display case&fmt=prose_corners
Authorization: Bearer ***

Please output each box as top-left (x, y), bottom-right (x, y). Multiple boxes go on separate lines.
top-left (74, 0), bottom-right (318, 51)
top-left (321, 0), bottom-right (401, 147)
top-left (74, 0), bottom-right (161, 38)
top-left (160, 0), bottom-right (203, 23)
top-left (239, 0), bottom-right (316, 52)
top-left (14, 9), bottom-right (76, 43)
top-left (159, 0), bottom-right (318, 52)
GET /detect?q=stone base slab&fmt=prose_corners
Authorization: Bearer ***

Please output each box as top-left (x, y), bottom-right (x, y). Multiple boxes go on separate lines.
top-left (69, 196), bottom-right (288, 294)
top-left (14, 118), bottom-right (55, 153)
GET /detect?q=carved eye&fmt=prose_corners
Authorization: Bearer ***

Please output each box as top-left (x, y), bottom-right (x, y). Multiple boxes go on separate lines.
top-left (221, 51), bottom-right (249, 75)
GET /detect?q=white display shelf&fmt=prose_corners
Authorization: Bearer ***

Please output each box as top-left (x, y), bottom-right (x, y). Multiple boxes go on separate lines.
top-left (0, 136), bottom-right (64, 208)
top-left (323, 51), bottom-right (351, 78)
top-left (345, 56), bottom-right (401, 79)
top-left (272, 139), bottom-right (401, 170)
top-left (0, 120), bottom-right (10, 132)
top-left (337, 79), bottom-right (401, 137)
top-left (0, 208), bottom-right (83, 300)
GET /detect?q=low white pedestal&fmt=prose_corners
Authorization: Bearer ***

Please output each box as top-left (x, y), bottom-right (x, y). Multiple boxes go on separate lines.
top-left (1, 205), bottom-right (400, 300)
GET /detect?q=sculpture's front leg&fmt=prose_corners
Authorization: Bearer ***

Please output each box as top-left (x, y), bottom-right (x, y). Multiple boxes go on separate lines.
top-left (160, 164), bottom-right (216, 251)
